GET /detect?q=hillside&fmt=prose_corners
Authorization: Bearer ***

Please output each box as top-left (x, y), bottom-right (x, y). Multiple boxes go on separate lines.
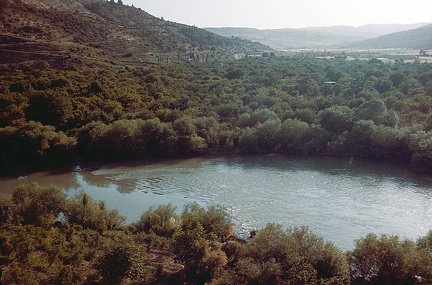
top-left (303, 23), bottom-right (429, 38)
top-left (0, 0), bottom-right (270, 66)
top-left (351, 24), bottom-right (432, 49)
top-left (206, 23), bottom-right (430, 50)
top-left (205, 27), bottom-right (365, 49)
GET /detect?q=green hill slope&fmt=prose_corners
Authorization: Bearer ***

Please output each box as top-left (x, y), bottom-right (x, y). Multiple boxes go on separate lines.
top-left (206, 23), bottom-right (429, 50)
top-left (352, 24), bottom-right (432, 49)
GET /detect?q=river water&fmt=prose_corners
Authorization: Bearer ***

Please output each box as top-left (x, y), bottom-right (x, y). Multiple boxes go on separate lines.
top-left (1, 155), bottom-right (432, 250)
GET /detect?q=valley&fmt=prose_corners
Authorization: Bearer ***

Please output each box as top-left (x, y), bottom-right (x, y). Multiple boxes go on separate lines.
top-left (2, 1), bottom-right (432, 284)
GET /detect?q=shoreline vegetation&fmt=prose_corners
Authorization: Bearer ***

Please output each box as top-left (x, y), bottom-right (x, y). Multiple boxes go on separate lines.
top-left (2, 53), bottom-right (432, 283)
top-left (2, 54), bottom-right (432, 176)
top-left (2, 1), bottom-right (432, 283)
top-left (1, 182), bottom-right (432, 284)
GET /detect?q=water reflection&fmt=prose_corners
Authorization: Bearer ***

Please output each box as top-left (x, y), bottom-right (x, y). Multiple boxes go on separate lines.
top-left (1, 155), bottom-right (432, 250)
top-left (0, 170), bottom-right (80, 194)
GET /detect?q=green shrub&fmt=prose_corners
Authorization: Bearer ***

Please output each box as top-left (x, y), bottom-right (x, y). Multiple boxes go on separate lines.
top-left (135, 203), bottom-right (178, 237)
top-left (0, 194), bottom-right (14, 226)
top-left (348, 233), bottom-right (426, 285)
top-left (97, 238), bottom-right (148, 284)
top-left (181, 202), bottom-right (234, 242)
top-left (65, 192), bottom-right (125, 231)
top-left (12, 183), bottom-right (66, 226)
top-left (236, 224), bottom-right (350, 285)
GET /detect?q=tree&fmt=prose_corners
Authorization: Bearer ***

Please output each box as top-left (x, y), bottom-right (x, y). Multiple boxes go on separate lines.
top-left (180, 203), bottom-right (234, 242)
top-left (275, 119), bottom-right (311, 154)
top-left (138, 118), bottom-right (178, 156)
top-left (389, 71), bottom-right (406, 87)
top-left (0, 194), bottom-right (14, 225)
top-left (415, 230), bottom-right (432, 283)
top-left (409, 131), bottom-right (432, 173)
top-left (25, 90), bottom-right (73, 127)
top-left (293, 108), bottom-right (316, 124)
top-left (135, 203), bottom-right (178, 237)
top-left (87, 81), bottom-right (103, 95)
top-left (354, 99), bottom-right (387, 122)
top-left (97, 239), bottom-right (147, 284)
top-left (65, 192), bottom-right (125, 231)
top-left (235, 223), bottom-right (350, 284)
top-left (237, 109), bottom-right (279, 128)
top-left (317, 105), bottom-right (354, 134)
top-left (225, 69), bottom-right (243, 80)
top-left (173, 205), bottom-right (229, 284)
top-left (326, 66), bottom-right (344, 82)
top-left (173, 216), bottom-right (206, 264)
top-left (94, 119), bottom-right (142, 160)
top-left (12, 183), bottom-right (66, 226)
top-left (348, 233), bottom-right (423, 285)
top-left (173, 117), bottom-right (208, 154)
top-left (0, 93), bottom-right (28, 127)
top-left (344, 120), bottom-right (375, 157)
top-left (374, 77), bottom-right (393, 94)
top-left (0, 121), bottom-right (76, 174)
top-left (354, 99), bottom-right (398, 127)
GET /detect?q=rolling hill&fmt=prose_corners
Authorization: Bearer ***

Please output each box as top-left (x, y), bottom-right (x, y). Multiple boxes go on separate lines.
top-left (0, 0), bottom-right (270, 66)
top-left (206, 23), bottom-right (430, 50)
top-left (351, 24), bottom-right (432, 49)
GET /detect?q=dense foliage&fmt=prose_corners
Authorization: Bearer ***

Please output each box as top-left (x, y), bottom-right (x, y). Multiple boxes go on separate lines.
top-left (1, 54), bottom-right (432, 174)
top-left (1, 183), bottom-right (432, 284)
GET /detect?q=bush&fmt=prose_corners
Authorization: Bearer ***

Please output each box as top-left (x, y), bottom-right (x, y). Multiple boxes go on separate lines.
top-left (0, 194), bottom-right (14, 226)
top-left (97, 238), bottom-right (148, 284)
top-left (181, 202), bottom-right (234, 242)
top-left (0, 122), bottom-right (76, 174)
top-left (172, 213), bottom-right (229, 284)
top-left (65, 192), bottom-right (125, 231)
top-left (275, 119), bottom-right (312, 154)
top-left (135, 203), bottom-right (178, 237)
top-left (235, 224), bottom-right (350, 285)
top-left (348, 233), bottom-right (426, 285)
top-left (12, 183), bottom-right (66, 226)
top-left (318, 105), bottom-right (354, 134)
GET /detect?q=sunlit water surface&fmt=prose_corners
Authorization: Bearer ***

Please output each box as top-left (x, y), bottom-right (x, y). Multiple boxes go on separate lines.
top-left (2, 155), bottom-right (432, 250)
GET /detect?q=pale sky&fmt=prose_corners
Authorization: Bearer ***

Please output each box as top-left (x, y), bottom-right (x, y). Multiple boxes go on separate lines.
top-left (122, 0), bottom-right (431, 29)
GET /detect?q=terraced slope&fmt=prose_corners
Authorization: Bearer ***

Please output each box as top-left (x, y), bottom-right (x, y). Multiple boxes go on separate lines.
top-left (0, 0), bottom-right (269, 65)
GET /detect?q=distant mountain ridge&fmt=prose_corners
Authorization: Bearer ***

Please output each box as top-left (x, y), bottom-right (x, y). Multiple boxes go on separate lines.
top-left (1, 0), bottom-right (430, 64)
top-left (0, 0), bottom-right (270, 66)
top-left (351, 24), bottom-right (432, 49)
top-left (206, 23), bottom-right (430, 49)
top-left (303, 23), bottom-right (430, 37)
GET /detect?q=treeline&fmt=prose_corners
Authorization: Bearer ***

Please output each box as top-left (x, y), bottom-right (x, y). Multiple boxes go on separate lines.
top-left (1, 183), bottom-right (432, 284)
top-left (2, 55), bottom-right (432, 174)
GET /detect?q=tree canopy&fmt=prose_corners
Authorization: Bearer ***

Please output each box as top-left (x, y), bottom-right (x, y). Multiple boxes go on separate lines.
top-left (2, 54), bottom-right (432, 174)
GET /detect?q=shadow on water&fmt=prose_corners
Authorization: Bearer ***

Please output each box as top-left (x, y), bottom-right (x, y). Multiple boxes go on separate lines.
top-left (2, 155), bottom-right (432, 250)
top-left (78, 171), bottom-right (114, 189)
top-left (3, 155), bottom-right (432, 195)
top-left (218, 154), bottom-right (432, 189)
top-left (0, 170), bottom-right (80, 194)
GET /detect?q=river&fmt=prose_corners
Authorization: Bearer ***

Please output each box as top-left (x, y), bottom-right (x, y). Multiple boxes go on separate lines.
top-left (1, 155), bottom-right (432, 250)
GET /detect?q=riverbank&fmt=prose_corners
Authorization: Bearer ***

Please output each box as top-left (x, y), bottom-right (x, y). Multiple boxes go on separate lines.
top-left (1, 182), bottom-right (432, 284)
top-left (2, 155), bottom-right (432, 251)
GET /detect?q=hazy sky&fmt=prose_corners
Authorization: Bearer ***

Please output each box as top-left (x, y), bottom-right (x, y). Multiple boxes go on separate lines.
top-left (122, 0), bottom-right (431, 29)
